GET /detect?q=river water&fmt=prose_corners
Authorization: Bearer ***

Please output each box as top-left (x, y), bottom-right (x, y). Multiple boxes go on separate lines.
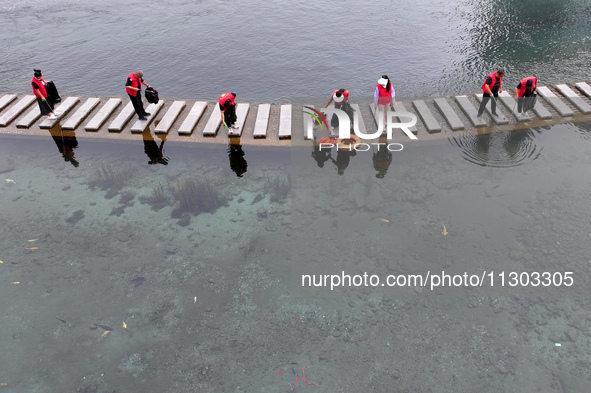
top-left (2, 1), bottom-right (591, 392)
top-left (1, 0), bottom-right (590, 101)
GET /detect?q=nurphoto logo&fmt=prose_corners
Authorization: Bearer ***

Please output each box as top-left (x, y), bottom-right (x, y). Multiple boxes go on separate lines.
top-left (303, 106), bottom-right (418, 141)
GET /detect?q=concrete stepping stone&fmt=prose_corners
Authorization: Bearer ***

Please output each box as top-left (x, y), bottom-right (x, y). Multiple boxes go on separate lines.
top-left (498, 91), bottom-right (532, 121)
top-left (0, 94), bottom-right (17, 112)
top-left (62, 97), bottom-right (100, 130)
top-left (393, 102), bottom-right (417, 134)
top-left (108, 102), bottom-right (135, 132)
top-left (455, 95), bottom-right (487, 127)
top-left (227, 103), bottom-right (250, 137)
top-left (278, 104), bottom-right (292, 139)
top-left (202, 105), bottom-right (222, 136)
top-left (40, 97), bottom-right (80, 129)
top-left (302, 104), bottom-right (319, 140)
top-left (475, 94), bottom-right (509, 125)
top-left (350, 104), bottom-right (367, 136)
top-left (130, 101), bottom-right (164, 133)
top-left (16, 106), bottom-right (41, 128)
top-left (575, 82), bottom-right (591, 99)
top-left (530, 97), bottom-right (553, 120)
top-left (155, 100), bottom-right (185, 134)
top-left (253, 104), bottom-right (271, 138)
top-left (555, 84), bottom-right (591, 114)
top-left (0, 95), bottom-right (35, 127)
top-left (368, 102), bottom-right (418, 136)
top-left (434, 97), bottom-right (464, 130)
top-left (536, 86), bottom-right (574, 117)
top-left (412, 100), bottom-right (441, 133)
top-left (85, 98), bottom-right (121, 131)
top-left (178, 101), bottom-right (206, 135)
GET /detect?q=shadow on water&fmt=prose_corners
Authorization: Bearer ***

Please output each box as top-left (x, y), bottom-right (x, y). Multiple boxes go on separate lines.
top-left (448, 127), bottom-right (543, 167)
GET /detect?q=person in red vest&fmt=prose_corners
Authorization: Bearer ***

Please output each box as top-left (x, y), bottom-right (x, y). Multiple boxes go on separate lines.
top-left (219, 92), bottom-right (238, 129)
top-left (31, 69), bottom-right (57, 120)
top-left (477, 68), bottom-right (504, 117)
top-left (373, 75), bottom-right (395, 126)
top-left (514, 76), bottom-right (537, 114)
top-left (324, 89), bottom-right (352, 133)
top-left (125, 71), bottom-right (152, 120)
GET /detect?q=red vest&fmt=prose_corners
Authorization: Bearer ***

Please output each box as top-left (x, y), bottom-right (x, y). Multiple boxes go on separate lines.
top-left (517, 76), bottom-right (537, 97)
top-left (32, 77), bottom-right (47, 98)
top-left (481, 72), bottom-right (502, 92)
top-left (126, 73), bottom-right (141, 96)
top-left (218, 92), bottom-right (235, 107)
top-left (377, 84), bottom-right (392, 105)
top-left (332, 89), bottom-right (349, 99)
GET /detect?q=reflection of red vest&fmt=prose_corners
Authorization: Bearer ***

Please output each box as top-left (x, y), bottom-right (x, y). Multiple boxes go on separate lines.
top-left (377, 84), bottom-right (392, 105)
top-left (32, 77), bottom-right (47, 98)
top-left (218, 92), bottom-right (235, 107)
top-left (517, 76), bottom-right (537, 97)
top-left (481, 72), bottom-right (501, 92)
top-left (126, 73), bottom-right (141, 96)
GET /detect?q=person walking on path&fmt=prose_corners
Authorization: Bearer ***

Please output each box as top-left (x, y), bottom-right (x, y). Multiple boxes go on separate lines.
top-left (125, 71), bottom-right (152, 120)
top-left (477, 68), bottom-right (504, 117)
top-left (219, 92), bottom-right (238, 129)
top-left (373, 75), bottom-right (395, 126)
top-left (514, 76), bottom-right (537, 114)
top-left (31, 69), bottom-right (57, 120)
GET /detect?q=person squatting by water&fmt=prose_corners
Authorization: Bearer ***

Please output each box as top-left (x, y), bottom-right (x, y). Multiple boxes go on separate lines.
top-left (219, 92), bottom-right (238, 130)
top-left (31, 69), bottom-right (57, 120)
top-left (477, 68), bottom-right (504, 117)
top-left (374, 75), bottom-right (395, 126)
top-left (325, 89), bottom-right (353, 134)
top-left (126, 71), bottom-right (152, 120)
top-left (515, 76), bottom-right (537, 114)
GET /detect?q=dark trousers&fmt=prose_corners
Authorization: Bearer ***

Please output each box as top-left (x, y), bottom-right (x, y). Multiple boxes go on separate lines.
top-left (129, 93), bottom-right (147, 117)
top-left (477, 93), bottom-right (498, 116)
top-left (517, 94), bottom-right (533, 113)
top-left (223, 104), bottom-right (237, 127)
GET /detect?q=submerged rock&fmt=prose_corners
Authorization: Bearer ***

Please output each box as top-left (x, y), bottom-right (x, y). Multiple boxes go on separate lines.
top-left (0, 157), bottom-right (15, 173)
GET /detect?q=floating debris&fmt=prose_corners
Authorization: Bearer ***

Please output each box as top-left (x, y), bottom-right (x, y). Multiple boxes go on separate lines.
top-left (129, 276), bottom-right (145, 287)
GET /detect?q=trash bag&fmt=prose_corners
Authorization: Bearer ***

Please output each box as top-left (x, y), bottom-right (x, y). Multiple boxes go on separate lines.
top-left (46, 81), bottom-right (61, 106)
top-left (145, 87), bottom-right (159, 104)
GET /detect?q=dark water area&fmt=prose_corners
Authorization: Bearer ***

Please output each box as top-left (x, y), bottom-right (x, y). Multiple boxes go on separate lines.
top-left (1, 122), bottom-right (591, 391)
top-left (1, 0), bottom-right (590, 102)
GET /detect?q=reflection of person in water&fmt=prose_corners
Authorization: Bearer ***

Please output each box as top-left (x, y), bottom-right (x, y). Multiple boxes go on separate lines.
top-left (228, 137), bottom-right (248, 177)
top-left (330, 149), bottom-right (356, 176)
top-left (143, 128), bottom-right (169, 165)
top-left (49, 126), bottom-right (79, 167)
top-left (311, 139), bottom-right (332, 168)
top-left (373, 137), bottom-right (392, 178)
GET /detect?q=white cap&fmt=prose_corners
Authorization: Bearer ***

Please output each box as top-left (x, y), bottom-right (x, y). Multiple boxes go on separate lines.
top-left (333, 92), bottom-right (345, 103)
top-left (378, 77), bottom-right (388, 87)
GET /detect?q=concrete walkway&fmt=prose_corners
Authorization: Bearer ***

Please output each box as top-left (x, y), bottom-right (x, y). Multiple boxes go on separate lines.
top-left (2, 82), bottom-right (591, 145)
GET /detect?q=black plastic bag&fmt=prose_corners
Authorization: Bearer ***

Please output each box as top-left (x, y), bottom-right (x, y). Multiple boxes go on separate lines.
top-left (145, 87), bottom-right (159, 104)
top-left (46, 81), bottom-right (61, 105)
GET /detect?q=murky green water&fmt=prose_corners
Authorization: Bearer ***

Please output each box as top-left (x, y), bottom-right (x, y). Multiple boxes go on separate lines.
top-left (1, 122), bottom-right (591, 392)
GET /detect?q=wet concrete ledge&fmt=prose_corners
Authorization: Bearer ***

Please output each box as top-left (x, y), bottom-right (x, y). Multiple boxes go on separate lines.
top-left (1, 82), bottom-right (591, 146)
